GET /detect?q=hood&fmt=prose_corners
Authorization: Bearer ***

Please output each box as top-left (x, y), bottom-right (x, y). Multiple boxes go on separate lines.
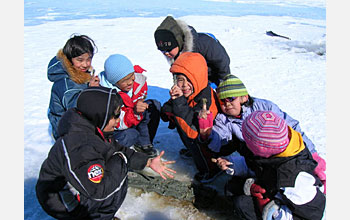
top-left (274, 127), bottom-right (305, 158)
top-left (57, 108), bottom-right (93, 137)
top-left (47, 49), bottom-right (92, 84)
top-left (76, 87), bottom-right (123, 131)
top-left (170, 52), bottom-right (208, 101)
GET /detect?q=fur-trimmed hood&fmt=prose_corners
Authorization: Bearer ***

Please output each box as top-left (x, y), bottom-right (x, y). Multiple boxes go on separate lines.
top-left (161, 18), bottom-right (196, 65)
top-left (47, 49), bottom-right (92, 84)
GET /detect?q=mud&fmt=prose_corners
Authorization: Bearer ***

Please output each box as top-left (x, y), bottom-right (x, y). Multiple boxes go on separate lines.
top-left (127, 171), bottom-right (240, 219)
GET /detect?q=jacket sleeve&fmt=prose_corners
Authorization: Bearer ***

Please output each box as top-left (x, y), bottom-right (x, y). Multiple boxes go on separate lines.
top-left (197, 33), bottom-right (231, 83)
top-left (62, 80), bottom-right (87, 110)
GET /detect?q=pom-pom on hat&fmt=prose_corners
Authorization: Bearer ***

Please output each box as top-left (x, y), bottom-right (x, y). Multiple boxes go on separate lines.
top-left (217, 75), bottom-right (248, 99)
top-left (242, 111), bottom-right (290, 158)
top-left (104, 54), bottom-right (134, 85)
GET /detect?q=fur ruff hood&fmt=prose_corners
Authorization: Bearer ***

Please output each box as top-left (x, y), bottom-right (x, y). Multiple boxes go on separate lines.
top-left (56, 49), bottom-right (92, 84)
top-left (164, 19), bottom-right (195, 65)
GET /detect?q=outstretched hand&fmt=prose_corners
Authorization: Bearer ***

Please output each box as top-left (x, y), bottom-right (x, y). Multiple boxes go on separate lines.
top-left (211, 157), bottom-right (232, 171)
top-left (198, 99), bottom-right (213, 140)
top-left (147, 151), bottom-right (176, 180)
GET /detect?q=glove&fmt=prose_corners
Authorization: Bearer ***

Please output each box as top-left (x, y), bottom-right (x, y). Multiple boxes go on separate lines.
top-left (251, 183), bottom-right (271, 213)
top-left (198, 112), bottom-right (213, 129)
top-left (244, 178), bottom-right (270, 213)
top-left (198, 112), bottom-right (213, 140)
top-left (312, 152), bottom-right (326, 194)
top-left (134, 65), bottom-right (147, 73)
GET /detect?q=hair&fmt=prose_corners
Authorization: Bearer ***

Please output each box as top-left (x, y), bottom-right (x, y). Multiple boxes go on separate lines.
top-left (110, 92), bottom-right (123, 120)
top-left (62, 34), bottom-right (97, 62)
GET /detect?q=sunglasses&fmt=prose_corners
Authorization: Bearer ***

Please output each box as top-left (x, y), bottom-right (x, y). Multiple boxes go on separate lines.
top-left (161, 49), bottom-right (172, 53)
top-left (112, 111), bottom-right (121, 119)
top-left (220, 97), bottom-right (237, 104)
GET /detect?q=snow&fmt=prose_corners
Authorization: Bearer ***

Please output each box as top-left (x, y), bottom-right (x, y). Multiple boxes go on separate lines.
top-left (18, 0), bottom-right (335, 219)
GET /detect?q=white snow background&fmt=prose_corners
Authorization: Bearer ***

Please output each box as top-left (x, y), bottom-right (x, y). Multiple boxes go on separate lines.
top-left (17, 0), bottom-right (341, 219)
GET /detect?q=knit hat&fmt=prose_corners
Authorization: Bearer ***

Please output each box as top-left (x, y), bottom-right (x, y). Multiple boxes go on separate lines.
top-left (154, 29), bottom-right (178, 52)
top-left (104, 54), bottom-right (134, 85)
top-left (242, 111), bottom-right (290, 158)
top-left (217, 75), bottom-right (248, 99)
top-left (154, 16), bottom-right (184, 51)
top-left (77, 87), bottom-right (123, 130)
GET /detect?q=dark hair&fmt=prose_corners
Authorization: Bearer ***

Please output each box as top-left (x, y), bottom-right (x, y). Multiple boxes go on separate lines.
top-left (63, 34), bottom-right (97, 62)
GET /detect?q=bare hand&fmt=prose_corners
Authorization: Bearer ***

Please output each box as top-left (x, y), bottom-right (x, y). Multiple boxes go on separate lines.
top-left (170, 85), bottom-right (183, 99)
top-left (148, 151), bottom-right (176, 180)
top-left (89, 71), bottom-right (100, 87)
top-left (211, 157), bottom-right (233, 171)
top-left (134, 99), bottom-right (148, 114)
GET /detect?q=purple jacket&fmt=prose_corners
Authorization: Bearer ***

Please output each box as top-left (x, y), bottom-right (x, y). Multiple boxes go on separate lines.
top-left (208, 97), bottom-right (317, 176)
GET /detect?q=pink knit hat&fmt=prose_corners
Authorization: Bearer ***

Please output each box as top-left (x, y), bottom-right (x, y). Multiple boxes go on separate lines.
top-left (242, 111), bottom-right (289, 158)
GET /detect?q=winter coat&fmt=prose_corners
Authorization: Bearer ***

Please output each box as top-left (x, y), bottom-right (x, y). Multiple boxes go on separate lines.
top-left (36, 88), bottom-right (149, 219)
top-left (99, 71), bottom-right (148, 130)
top-left (47, 49), bottom-right (92, 139)
top-left (227, 127), bottom-right (326, 220)
top-left (208, 96), bottom-right (317, 154)
top-left (162, 19), bottom-right (231, 85)
top-left (161, 52), bottom-right (219, 139)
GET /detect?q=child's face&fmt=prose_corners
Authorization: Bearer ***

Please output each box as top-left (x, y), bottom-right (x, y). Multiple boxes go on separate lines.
top-left (162, 47), bottom-right (179, 59)
top-left (219, 95), bottom-right (248, 116)
top-left (176, 74), bottom-right (193, 98)
top-left (103, 108), bottom-right (121, 132)
top-left (71, 53), bottom-right (92, 72)
top-left (116, 72), bottom-right (135, 92)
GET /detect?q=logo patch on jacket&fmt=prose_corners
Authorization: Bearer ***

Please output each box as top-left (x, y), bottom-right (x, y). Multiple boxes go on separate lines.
top-left (87, 164), bottom-right (104, 183)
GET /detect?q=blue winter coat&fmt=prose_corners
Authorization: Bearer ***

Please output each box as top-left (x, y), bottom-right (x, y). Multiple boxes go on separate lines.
top-left (47, 50), bottom-right (91, 139)
top-left (208, 97), bottom-right (317, 176)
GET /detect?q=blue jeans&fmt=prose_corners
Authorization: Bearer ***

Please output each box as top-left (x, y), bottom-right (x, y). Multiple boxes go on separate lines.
top-left (114, 99), bottom-right (161, 147)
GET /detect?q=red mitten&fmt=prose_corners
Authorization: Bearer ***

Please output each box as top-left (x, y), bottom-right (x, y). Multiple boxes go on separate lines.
top-left (198, 112), bottom-right (213, 129)
top-left (251, 183), bottom-right (270, 213)
top-left (198, 112), bottom-right (213, 140)
top-left (312, 152), bottom-right (326, 194)
top-left (134, 65), bottom-right (147, 73)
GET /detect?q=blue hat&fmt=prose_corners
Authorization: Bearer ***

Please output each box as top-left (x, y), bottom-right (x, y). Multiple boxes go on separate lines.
top-left (104, 54), bottom-right (134, 85)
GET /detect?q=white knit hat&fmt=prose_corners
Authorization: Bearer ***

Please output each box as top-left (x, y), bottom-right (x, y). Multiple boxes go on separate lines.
top-left (104, 54), bottom-right (134, 85)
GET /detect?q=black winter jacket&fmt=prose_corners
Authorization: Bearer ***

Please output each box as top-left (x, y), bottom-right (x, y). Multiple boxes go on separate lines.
top-left (36, 108), bottom-right (149, 219)
top-left (165, 19), bottom-right (231, 86)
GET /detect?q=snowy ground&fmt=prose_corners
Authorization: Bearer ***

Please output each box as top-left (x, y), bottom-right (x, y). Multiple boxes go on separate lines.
top-left (8, 0), bottom-right (338, 219)
top-left (22, 15), bottom-right (327, 219)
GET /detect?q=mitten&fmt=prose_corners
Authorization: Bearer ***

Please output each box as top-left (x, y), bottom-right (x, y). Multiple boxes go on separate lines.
top-left (198, 112), bottom-right (213, 129)
top-left (244, 178), bottom-right (270, 213)
top-left (312, 152), bottom-right (326, 193)
top-left (134, 65), bottom-right (147, 73)
top-left (198, 112), bottom-right (213, 140)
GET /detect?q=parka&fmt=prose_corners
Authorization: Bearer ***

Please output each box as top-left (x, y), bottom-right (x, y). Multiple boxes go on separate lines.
top-left (36, 87), bottom-right (149, 219)
top-left (225, 127), bottom-right (326, 220)
top-left (98, 70), bottom-right (148, 130)
top-left (208, 96), bottom-right (317, 154)
top-left (161, 52), bottom-right (219, 140)
top-left (47, 49), bottom-right (92, 139)
top-left (156, 16), bottom-right (231, 86)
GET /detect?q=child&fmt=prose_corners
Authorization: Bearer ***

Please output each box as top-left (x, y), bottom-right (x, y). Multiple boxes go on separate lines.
top-left (199, 74), bottom-right (326, 188)
top-left (154, 16), bottom-right (231, 87)
top-left (36, 87), bottom-right (176, 220)
top-left (214, 111), bottom-right (326, 220)
top-left (98, 54), bottom-right (160, 157)
top-left (47, 34), bottom-right (100, 140)
top-left (161, 52), bottom-right (219, 182)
